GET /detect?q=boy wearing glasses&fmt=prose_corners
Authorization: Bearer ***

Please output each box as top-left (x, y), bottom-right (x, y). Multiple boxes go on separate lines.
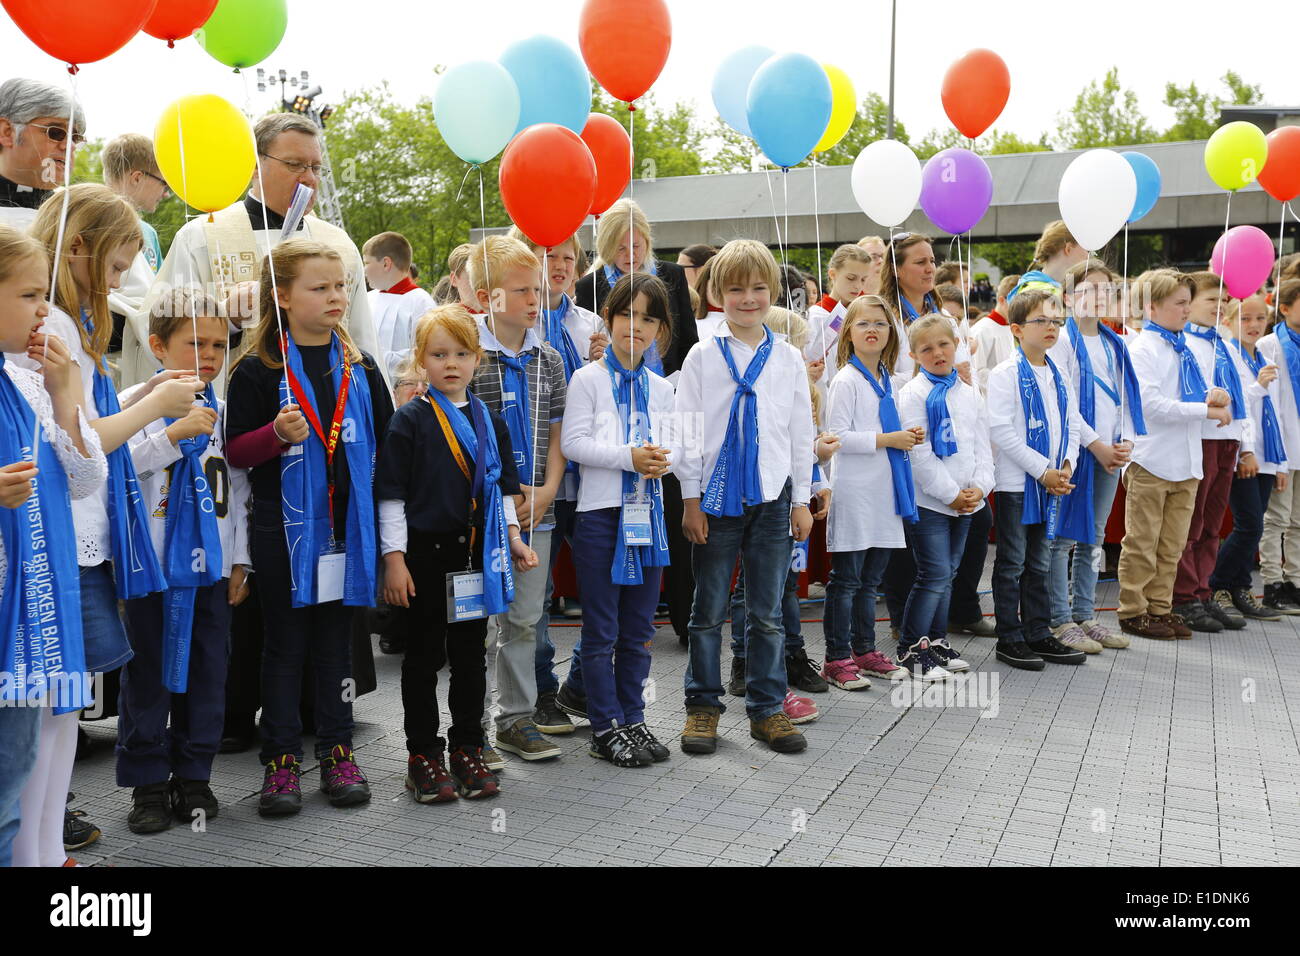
top-left (0, 77), bottom-right (86, 230)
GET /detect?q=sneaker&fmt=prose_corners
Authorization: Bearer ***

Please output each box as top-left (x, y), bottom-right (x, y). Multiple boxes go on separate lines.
top-left (1223, 587), bottom-right (1280, 621)
top-left (1262, 583), bottom-right (1300, 615)
top-left (1173, 601), bottom-right (1222, 633)
top-left (378, 633), bottom-right (406, 654)
top-left (258, 755), bottom-right (302, 817)
top-left (589, 727), bottom-right (651, 767)
top-left (1154, 613), bottom-right (1193, 639)
top-left (319, 744), bottom-right (371, 807)
top-left (449, 747), bottom-right (501, 798)
top-left (782, 691), bottom-right (820, 724)
top-left (481, 745), bottom-right (506, 771)
top-left (680, 706), bottom-right (722, 754)
top-left (949, 616), bottom-right (996, 637)
top-left (929, 637), bottom-right (971, 672)
top-left (806, 582), bottom-right (827, 600)
top-left (405, 753), bottom-right (458, 803)
top-left (1026, 635), bottom-right (1087, 664)
top-left (786, 648), bottom-right (830, 693)
top-left (727, 655), bottom-right (747, 697)
top-left (1051, 621), bottom-right (1103, 654)
top-left (896, 638), bottom-right (953, 682)
top-left (532, 691), bottom-right (576, 735)
top-left (851, 649), bottom-right (909, 680)
top-left (821, 657), bottom-right (871, 690)
top-left (1201, 597), bottom-right (1245, 630)
top-left (169, 778), bottom-right (218, 823)
top-left (626, 722), bottom-right (671, 762)
top-left (1119, 613), bottom-right (1175, 640)
top-left (496, 719), bottom-right (562, 761)
top-left (1078, 618), bottom-right (1129, 649)
top-left (750, 711), bottom-right (807, 753)
top-left (554, 682), bottom-right (588, 720)
top-left (996, 641), bottom-right (1045, 671)
top-left (63, 807), bottom-right (101, 851)
top-left (1281, 581), bottom-right (1300, 611)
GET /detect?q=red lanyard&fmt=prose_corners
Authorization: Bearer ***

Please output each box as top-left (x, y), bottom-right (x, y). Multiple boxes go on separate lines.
top-left (282, 334), bottom-right (352, 533)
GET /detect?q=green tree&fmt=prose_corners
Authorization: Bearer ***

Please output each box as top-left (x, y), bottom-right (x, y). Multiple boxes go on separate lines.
top-left (1163, 71), bottom-right (1263, 141)
top-left (1056, 67), bottom-right (1156, 149)
top-left (916, 127), bottom-right (1052, 160)
top-left (591, 90), bottom-right (712, 181)
top-left (808, 93), bottom-right (909, 168)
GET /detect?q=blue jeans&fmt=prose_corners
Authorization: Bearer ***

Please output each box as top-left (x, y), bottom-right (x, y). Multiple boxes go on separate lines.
top-left (824, 548), bottom-right (893, 660)
top-left (1047, 466), bottom-right (1120, 626)
top-left (1210, 473), bottom-right (1276, 591)
top-left (728, 562), bottom-right (804, 659)
top-left (80, 562), bottom-right (134, 673)
top-left (993, 492), bottom-right (1052, 646)
top-left (685, 484), bottom-right (792, 719)
top-left (901, 508), bottom-right (972, 647)
top-left (0, 706), bottom-right (41, 867)
top-left (535, 500), bottom-right (579, 697)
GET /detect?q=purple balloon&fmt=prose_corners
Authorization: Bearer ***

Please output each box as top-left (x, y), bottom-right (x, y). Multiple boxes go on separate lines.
top-left (919, 147), bottom-right (993, 235)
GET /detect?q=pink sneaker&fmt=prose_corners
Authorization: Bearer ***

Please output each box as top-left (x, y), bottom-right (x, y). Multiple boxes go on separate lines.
top-left (783, 691), bottom-right (819, 724)
top-left (851, 649), bottom-right (909, 680)
top-left (821, 657), bottom-right (872, 690)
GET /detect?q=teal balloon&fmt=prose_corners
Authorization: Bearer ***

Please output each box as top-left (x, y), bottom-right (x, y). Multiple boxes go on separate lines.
top-left (195, 0), bottom-right (287, 71)
top-left (500, 36), bottom-right (591, 136)
top-left (1122, 151), bottom-right (1162, 223)
top-left (712, 45), bottom-right (774, 137)
top-left (746, 53), bottom-right (832, 169)
top-left (434, 61), bottom-right (521, 165)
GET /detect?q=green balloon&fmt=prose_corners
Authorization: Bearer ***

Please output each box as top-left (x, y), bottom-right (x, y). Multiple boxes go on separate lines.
top-left (196, 0), bottom-right (288, 71)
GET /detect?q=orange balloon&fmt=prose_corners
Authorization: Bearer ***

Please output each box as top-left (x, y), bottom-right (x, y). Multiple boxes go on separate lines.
top-left (941, 48), bottom-right (1010, 140)
top-left (581, 112), bottom-right (632, 216)
top-left (143, 0), bottom-right (218, 45)
top-left (578, 0), bottom-right (671, 104)
top-left (1258, 126), bottom-right (1300, 203)
top-left (1, 0), bottom-right (157, 66)
top-left (499, 124), bottom-right (597, 248)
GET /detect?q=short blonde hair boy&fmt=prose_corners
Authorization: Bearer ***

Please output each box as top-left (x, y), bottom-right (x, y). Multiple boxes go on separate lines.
top-left (467, 235), bottom-right (541, 295)
top-left (506, 225), bottom-right (587, 273)
top-left (101, 133), bottom-right (160, 188)
top-left (708, 239), bottom-right (781, 307)
top-left (149, 286), bottom-right (224, 341)
top-left (1129, 268), bottom-right (1195, 318)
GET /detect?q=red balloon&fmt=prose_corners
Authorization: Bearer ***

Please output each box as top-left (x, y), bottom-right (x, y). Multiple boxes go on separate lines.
top-left (1258, 126), bottom-right (1300, 203)
top-left (143, 0), bottom-right (218, 46)
top-left (578, 0), bottom-right (671, 104)
top-left (500, 124), bottom-right (597, 249)
top-left (1, 0), bottom-right (159, 66)
top-left (941, 48), bottom-right (1011, 140)
top-left (581, 112), bottom-right (632, 216)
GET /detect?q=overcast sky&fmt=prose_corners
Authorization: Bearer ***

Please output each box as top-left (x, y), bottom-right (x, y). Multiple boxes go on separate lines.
top-left (3, 0), bottom-right (1296, 149)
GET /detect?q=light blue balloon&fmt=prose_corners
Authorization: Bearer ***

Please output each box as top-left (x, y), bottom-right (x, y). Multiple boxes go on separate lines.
top-left (499, 35), bottom-right (592, 136)
top-left (434, 61), bottom-right (520, 165)
top-left (1122, 151), bottom-right (1162, 223)
top-left (712, 45), bottom-right (775, 137)
top-left (746, 53), bottom-right (833, 169)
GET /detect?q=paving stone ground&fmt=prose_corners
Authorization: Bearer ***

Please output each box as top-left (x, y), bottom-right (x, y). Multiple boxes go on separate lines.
top-left (66, 570), bottom-right (1300, 867)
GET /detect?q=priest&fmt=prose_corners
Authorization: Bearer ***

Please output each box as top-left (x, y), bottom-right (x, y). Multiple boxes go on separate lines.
top-left (0, 77), bottom-right (85, 230)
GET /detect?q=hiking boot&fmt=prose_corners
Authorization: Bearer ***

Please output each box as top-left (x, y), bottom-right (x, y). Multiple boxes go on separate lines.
top-left (996, 641), bottom-right (1045, 671)
top-left (320, 744), bottom-right (371, 807)
top-left (750, 711), bottom-right (807, 753)
top-left (929, 637), bottom-right (971, 672)
top-left (449, 747), bottom-right (500, 799)
top-left (532, 691), bottom-right (576, 735)
top-left (727, 655), bottom-right (747, 697)
top-left (1119, 614), bottom-right (1175, 640)
top-left (406, 753), bottom-right (458, 803)
top-left (782, 690), bottom-right (819, 724)
top-left (896, 637), bottom-right (953, 682)
top-left (626, 722), bottom-right (671, 762)
top-left (1027, 635), bottom-right (1087, 664)
top-left (1155, 613), bottom-right (1193, 638)
top-left (1173, 601), bottom-right (1222, 633)
top-left (481, 745), bottom-right (506, 771)
top-left (949, 616), bottom-right (996, 637)
top-left (1051, 621), bottom-right (1103, 654)
top-left (496, 719), bottom-right (562, 761)
top-left (851, 649), bottom-right (909, 680)
top-left (589, 727), bottom-right (651, 768)
top-left (1222, 587), bottom-right (1279, 621)
top-left (258, 755), bottom-right (302, 817)
top-left (1262, 583), bottom-right (1300, 614)
top-left (169, 778), bottom-right (218, 823)
top-left (1201, 598), bottom-right (1245, 631)
top-left (821, 657), bottom-right (871, 690)
top-left (1079, 618), bottom-right (1129, 649)
top-left (680, 706), bottom-right (722, 754)
top-left (63, 806), bottom-right (101, 851)
top-left (554, 682), bottom-right (588, 720)
top-left (786, 648), bottom-right (829, 693)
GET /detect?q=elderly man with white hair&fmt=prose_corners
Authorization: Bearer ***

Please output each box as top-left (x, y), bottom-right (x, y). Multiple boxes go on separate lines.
top-left (0, 77), bottom-right (85, 230)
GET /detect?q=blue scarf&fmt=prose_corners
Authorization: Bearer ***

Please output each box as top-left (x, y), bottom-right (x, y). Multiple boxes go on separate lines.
top-left (280, 333), bottom-right (377, 608)
top-left (897, 292), bottom-right (941, 324)
top-left (921, 368), bottom-right (960, 458)
top-left (1232, 339), bottom-right (1287, 465)
top-left (80, 312), bottom-right (166, 600)
top-left (604, 262), bottom-right (664, 373)
top-left (159, 383), bottom-right (222, 693)
top-left (542, 295), bottom-right (584, 383)
top-left (605, 349), bottom-right (671, 583)
top-left (1146, 322), bottom-right (1208, 403)
top-left (1007, 269), bottom-right (1060, 302)
top-left (427, 388), bottom-right (516, 615)
top-left (848, 355), bottom-right (918, 523)
top-left (0, 356), bottom-right (89, 715)
top-left (1017, 351), bottom-right (1070, 537)
top-left (496, 349), bottom-right (536, 482)
top-left (1278, 324), bottom-right (1300, 419)
top-left (1185, 323), bottom-right (1247, 420)
top-left (702, 327), bottom-right (773, 517)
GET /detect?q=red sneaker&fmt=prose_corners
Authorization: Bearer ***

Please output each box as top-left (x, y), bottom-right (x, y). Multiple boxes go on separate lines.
top-left (450, 746), bottom-right (500, 799)
top-left (405, 753), bottom-right (458, 803)
top-left (783, 691), bottom-right (819, 724)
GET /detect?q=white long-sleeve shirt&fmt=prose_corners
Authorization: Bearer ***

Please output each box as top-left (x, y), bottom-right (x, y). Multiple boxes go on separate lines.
top-left (1258, 331), bottom-right (1300, 473)
top-left (1228, 339), bottom-right (1286, 476)
top-left (368, 285), bottom-right (435, 383)
top-left (1048, 326), bottom-right (1143, 449)
top-left (970, 315), bottom-right (1015, 394)
top-left (897, 373), bottom-right (994, 517)
top-left (1185, 326), bottom-right (1250, 446)
top-left (825, 363), bottom-right (906, 550)
top-left (987, 355), bottom-right (1081, 494)
top-left (1128, 327), bottom-right (1210, 482)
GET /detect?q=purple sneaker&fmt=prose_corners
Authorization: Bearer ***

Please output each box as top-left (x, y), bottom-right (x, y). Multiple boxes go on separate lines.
top-left (320, 744), bottom-right (371, 807)
top-left (851, 649), bottom-right (909, 680)
top-left (258, 754), bottom-right (302, 817)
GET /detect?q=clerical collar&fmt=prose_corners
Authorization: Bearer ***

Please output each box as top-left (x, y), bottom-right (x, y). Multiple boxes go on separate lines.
top-left (244, 194), bottom-right (303, 232)
top-left (382, 277), bottom-right (419, 296)
top-left (0, 172), bottom-right (47, 210)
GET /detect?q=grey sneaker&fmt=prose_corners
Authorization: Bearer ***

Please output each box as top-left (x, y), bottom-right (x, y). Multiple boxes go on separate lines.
top-left (532, 691), bottom-right (575, 735)
top-left (1051, 621), bottom-right (1103, 654)
top-left (495, 719), bottom-right (562, 761)
top-left (1078, 618), bottom-right (1128, 649)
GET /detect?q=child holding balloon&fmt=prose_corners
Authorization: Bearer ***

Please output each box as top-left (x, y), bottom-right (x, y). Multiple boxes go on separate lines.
top-left (1256, 280), bottom-right (1300, 613)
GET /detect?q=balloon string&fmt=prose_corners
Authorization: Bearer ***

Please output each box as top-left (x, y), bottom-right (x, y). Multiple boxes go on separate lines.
top-left (782, 168), bottom-right (792, 312)
top-left (480, 165), bottom-right (520, 542)
top-left (812, 158), bottom-right (825, 359)
top-left (763, 167), bottom-right (787, 298)
top-left (628, 101), bottom-right (635, 368)
top-left (1215, 190), bottom-right (1234, 338)
top-left (175, 99), bottom-right (201, 378)
top-left (251, 144), bottom-right (290, 410)
top-left (1274, 200), bottom-right (1291, 307)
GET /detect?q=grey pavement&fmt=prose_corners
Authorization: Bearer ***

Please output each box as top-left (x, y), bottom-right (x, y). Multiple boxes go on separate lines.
top-left (66, 571), bottom-right (1300, 867)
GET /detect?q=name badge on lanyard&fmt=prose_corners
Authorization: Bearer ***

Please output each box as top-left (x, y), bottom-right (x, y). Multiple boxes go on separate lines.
top-left (622, 491), bottom-right (653, 546)
top-left (317, 543), bottom-right (346, 604)
top-left (446, 571), bottom-right (487, 622)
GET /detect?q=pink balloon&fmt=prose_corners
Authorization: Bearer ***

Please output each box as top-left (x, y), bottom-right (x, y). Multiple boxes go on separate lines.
top-left (1210, 225), bottom-right (1276, 299)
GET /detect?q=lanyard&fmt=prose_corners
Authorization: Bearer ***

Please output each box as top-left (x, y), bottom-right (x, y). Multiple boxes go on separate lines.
top-left (282, 334), bottom-right (352, 535)
top-left (427, 395), bottom-right (479, 566)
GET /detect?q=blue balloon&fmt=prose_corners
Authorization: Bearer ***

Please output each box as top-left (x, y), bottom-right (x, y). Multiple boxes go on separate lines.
top-left (1122, 151), bottom-right (1162, 223)
top-left (434, 61), bottom-right (520, 165)
top-left (500, 35), bottom-right (592, 136)
top-left (746, 53), bottom-right (833, 169)
top-left (712, 45), bottom-right (774, 137)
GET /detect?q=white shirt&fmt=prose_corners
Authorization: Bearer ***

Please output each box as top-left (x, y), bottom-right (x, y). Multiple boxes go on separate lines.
top-left (970, 315), bottom-right (1015, 393)
top-left (1048, 327), bottom-right (1144, 453)
top-left (1128, 327), bottom-right (1211, 482)
top-left (1259, 331), bottom-right (1300, 473)
top-left (368, 284), bottom-right (435, 383)
top-left (987, 356), bottom-right (1081, 494)
top-left (1229, 339), bottom-right (1286, 475)
top-left (560, 359), bottom-right (679, 512)
top-left (893, 308), bottom-right (970, 379)
top-left (674, 324), bottom-right (815, 508)
top-left (1184, 325), bottom-right (1249, 445)
top-left (897, 372), bottom-right (994, 517)
top-left (825, 362), bottom-right (906, 550)
top-left (696, 310), bottom-right (727, 345)
top-left (117, 383), bottom-right (251, 577)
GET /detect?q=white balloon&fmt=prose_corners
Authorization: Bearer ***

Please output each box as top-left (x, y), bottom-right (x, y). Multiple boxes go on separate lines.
top-left (1058, 149), bottom-right (1138, 252)
top-left (851, 140), bottom-right (922, 228)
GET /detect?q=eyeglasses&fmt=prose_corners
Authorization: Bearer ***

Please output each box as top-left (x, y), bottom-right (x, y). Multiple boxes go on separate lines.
top-left (260, 153), bottom-right (328, 177)
top-left (142, 171), bottom-right (170, 192)
top-left (1024, 318), bottom-right (1067, 328)
top-left (25, 122), bottom-right (85, 146)
top-left (854, 320), bottom-right (892, 331)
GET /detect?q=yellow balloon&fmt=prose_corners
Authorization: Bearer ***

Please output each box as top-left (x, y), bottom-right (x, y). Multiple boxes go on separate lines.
top-left (154, 94), bottom-right (256, 213)
top-left (1204, 120), bottom-right (1269, 192)
top-left (813, 64), bottom-right (856, 154)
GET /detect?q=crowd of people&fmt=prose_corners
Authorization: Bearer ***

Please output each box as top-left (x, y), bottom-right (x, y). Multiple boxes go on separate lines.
top-left (2, 75), bottom-right (1300, 867)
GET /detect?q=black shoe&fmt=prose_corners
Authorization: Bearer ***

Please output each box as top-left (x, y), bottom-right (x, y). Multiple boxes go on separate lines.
top-left (75, 726), bottom-right (95, 762)
top-left (950, 616), bottom-right (997, 637)
top-left (588, 727), bottom-right (651, 767)
top-left (996, 641), bottom-right (1045, 671)
top-left (554, 681), bottom-right (588, 720)
top-left (1026, 635), bottom-right (1087, 664)
top-left (378, 633), bottom-right (406, 654)
top-left (727, 656), bottom-right (747, 697)
top-left (1282, 581), bottom-right (1300, 612)
top-left (218, 721), bottom-right (255, 754)
top-left (626, 722), bottom-right (671, 762)
top-left (1224, 587), bottom-right (1280, 621)
top-left (127, 782), bottom-right (173, 834)
top-left (786, 648), bottom-right (829, 693)
top-left (1200, 597), bottom-right (1245, 630)
top-left (1174, 601), bottom-right (1222, 633)
top-left (63, 804), bottom-right (101, 851)
top-left (533, 690), bottom-right (576, 734)
top-left (1262, 583), bottom-right (1300, 614)
top-left (169, 778), bottom-right (219, 823)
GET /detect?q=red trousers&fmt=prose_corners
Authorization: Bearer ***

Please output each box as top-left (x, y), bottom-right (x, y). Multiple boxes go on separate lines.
top-left (1173, 439), bottom-right (1239, 604)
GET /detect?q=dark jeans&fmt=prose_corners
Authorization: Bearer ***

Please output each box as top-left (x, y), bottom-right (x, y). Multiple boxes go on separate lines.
top-left (883, 547), bottom-right (915, 631)
top-left (728, 561), bottom-right (803, 659)
top-left (901, 507), bottom-right (972, 647)
top-left (402, 530), bottom-right (487, 754)
top-left (951, 502), bottom-right (993, 623)
top-left (661, 473), bottom-right (695, 639)
top-left (992, 492), bottom-right (1052, 647)
top-left (824, 548), bottom-right (893, 661)
top-left (1210, 473), bottom-right (1276, 592)
top-left (116, 581), bottom-right (231, 786)
top-left (535, 499), bottom-right (579, 697)
top-left (573, 508), bottom-right (660, 733)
